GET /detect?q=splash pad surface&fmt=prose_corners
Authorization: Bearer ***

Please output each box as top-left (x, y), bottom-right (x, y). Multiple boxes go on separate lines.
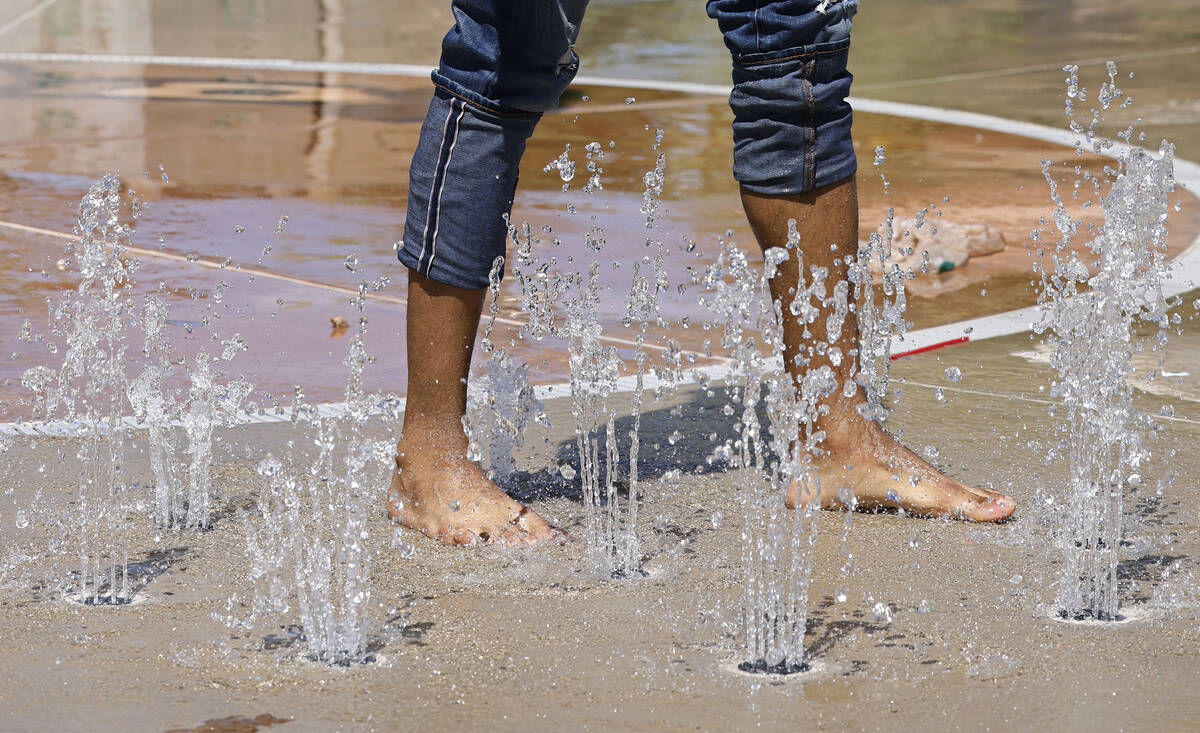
top-left (4, 371), bottom-right (1200, 730)
top-left (3, 2), bottom-right (1200, 730)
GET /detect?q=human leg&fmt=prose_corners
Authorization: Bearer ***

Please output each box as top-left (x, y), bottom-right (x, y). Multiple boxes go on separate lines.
top-left (392, 0), bottom-right (588, 545)
top-left (391, 271), bottom-right (564, 545)
top-left (740, 183), bottom-right (1015, 521)
top-left (710, 0), bottom-right (1015, 521)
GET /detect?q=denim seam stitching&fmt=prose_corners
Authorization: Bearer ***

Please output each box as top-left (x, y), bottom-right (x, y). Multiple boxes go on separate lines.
top-left (735, 45), bottom-right (847, 68)
top-left (432, 80), bottom-right (542, 119)
top-left (806, 78), bottom-right (816, 191)
top-left (753, 1), bottom-right (761, 53)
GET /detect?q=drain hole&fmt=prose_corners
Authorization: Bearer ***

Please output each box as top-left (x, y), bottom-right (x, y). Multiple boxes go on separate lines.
top-left (737, 660), bottom-right (811, 676)
top-left (1057, 609), bottom-right (1126, 623)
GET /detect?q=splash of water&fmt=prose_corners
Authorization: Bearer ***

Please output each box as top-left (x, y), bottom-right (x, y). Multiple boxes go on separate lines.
top-left (853, 207), bottom-right (908, 420)
top-left (700, 188), bottom-right (903, 671)
top-left (181, 352), bottom-right (252, 529)
top-left (1036, 145), bottom-right (1174, 620)
top-left (243, 297), bottom-right (389, 664)
top-left (127, 295), bottom-right (183, 529)
top-left (566, 261), bottom-right (635, 577)
top-left (47, 174), bottom-right (136, 604)
top-left (466, 349), bottom-right (546, 482)
top-left (1033, 63), bottom-right (1175, 621)
top-left (466, 257), bottom-right (548, 483)
top-left (701, 232), bottom-right (837, 673)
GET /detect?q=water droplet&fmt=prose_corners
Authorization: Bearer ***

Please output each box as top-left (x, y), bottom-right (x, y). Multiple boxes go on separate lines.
top-left (221, 334), bottom-right (247, 361)
top-left (14, 511), bottom-right (28, 529)
top-left (344, 254), bottom-right (358, 272)
top-left (944, 366), bottom-right (962, 383)
top-left (256, 458), bottom-right (282, 478)
top-left (836, 486), bottom-right (856, 509)
top-left (559, 463), bottom-right (576, 481)
top-left (392, 529), bottom-right (415, 559)
top-left (872, 602), bottom-right (893, 623)
top-left (835, 588), bottom-right (848, 603)
top-left (1008, 574), bottom-right (1023, 585)
top-left (543, 146), bottom-right (576, 184)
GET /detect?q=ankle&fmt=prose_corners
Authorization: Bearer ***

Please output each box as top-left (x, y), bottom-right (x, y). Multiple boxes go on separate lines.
top-left (399, 413), bottom-right (468, 447)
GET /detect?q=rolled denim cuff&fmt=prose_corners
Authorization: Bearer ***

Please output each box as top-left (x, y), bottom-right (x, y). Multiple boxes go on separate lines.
top-left (429, 72), bottom-right (545, 119)
top-left (729, 37), bottom-right (857, 195)
top-left (399, 87), bottom-right (539, 290)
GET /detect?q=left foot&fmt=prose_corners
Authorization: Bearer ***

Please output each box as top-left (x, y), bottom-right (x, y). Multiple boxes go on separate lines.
top-left (389, 416), bottom-right (567, 547)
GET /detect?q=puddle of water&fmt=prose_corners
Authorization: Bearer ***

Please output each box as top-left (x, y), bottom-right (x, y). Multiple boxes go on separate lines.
top-left (165, 714), bottom-right (290, 733)
top-left (5, 77), bottom-right (1191, 415)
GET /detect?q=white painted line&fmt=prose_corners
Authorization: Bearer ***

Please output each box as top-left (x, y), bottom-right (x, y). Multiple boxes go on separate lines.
top-left (0, 51), bottom-right (435, 77)
top-left (9, 363), bottom-right (1196, 438)
top-left (0, 0), bottom-right (59, 40)
top-left (0, 400), bottom-right (378, 438)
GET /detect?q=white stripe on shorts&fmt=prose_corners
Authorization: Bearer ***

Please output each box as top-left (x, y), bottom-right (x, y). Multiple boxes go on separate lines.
top-left (416, 99), bottom-right (458, 271)
top-left (425, 101), bottom-right (467, 275)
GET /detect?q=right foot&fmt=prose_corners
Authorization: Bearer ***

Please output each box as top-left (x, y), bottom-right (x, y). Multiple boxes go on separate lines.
top-left (388, 422), bottom-right (566, 547)
top-left (786, 402), bottom-right (1016, 523)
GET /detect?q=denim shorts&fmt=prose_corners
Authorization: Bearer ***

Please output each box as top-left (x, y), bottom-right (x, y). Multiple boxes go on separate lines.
top-left (399, 0), bottom-right (859, 290)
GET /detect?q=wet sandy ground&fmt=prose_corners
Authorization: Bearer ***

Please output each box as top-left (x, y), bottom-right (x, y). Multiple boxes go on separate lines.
top-left (2, 322), bottom-right (1200, 731)
top-left (2, 1), bottom-right (1200, 730)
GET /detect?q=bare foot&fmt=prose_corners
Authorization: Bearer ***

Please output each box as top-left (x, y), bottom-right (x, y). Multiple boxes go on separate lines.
top-left (388, 418), bottom-right (566, 547)
top-left (786, 406), bottom-right (1015, 522)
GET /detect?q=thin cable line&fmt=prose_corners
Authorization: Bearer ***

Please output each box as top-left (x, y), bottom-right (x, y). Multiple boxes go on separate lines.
top-left (0, 218), bottom-right (717, 361)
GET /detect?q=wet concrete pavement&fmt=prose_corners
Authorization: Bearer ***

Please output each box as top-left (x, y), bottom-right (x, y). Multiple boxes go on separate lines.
top-left (2, 330), bottom-right (1200, 730)
top-left (1, 1), bottom-right (1200, 730)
